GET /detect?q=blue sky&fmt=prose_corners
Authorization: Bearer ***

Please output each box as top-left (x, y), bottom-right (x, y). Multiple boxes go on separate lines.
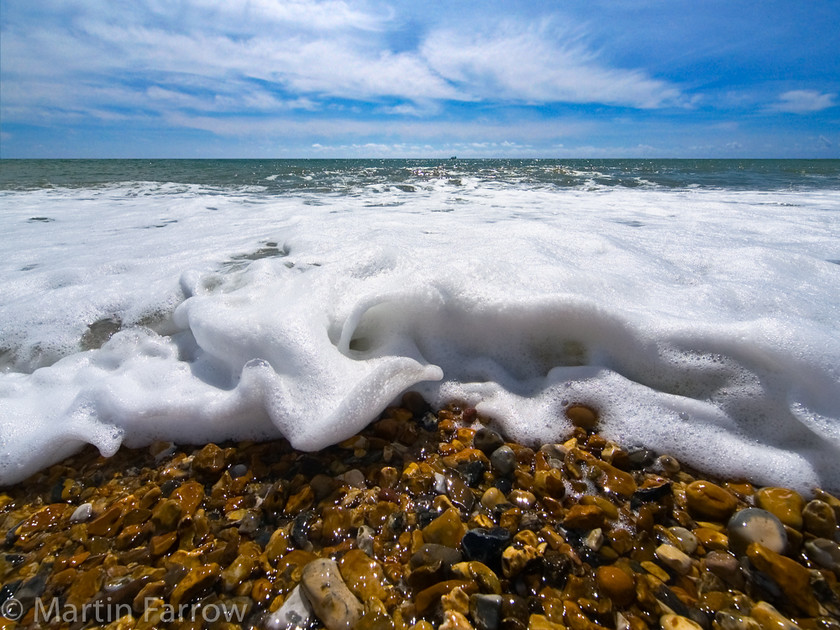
top-left (1, 0), bottom-right (838, 158)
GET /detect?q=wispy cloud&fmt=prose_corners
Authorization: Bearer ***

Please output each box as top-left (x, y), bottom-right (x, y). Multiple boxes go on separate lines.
top-left (768, 90), bottom-right (837, 113)
top-left (1, 0), bottom-right (683, 132)
top-left (420, 21), bottom-right (684, 109)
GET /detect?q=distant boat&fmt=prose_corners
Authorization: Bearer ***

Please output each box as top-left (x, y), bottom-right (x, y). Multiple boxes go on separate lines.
top-left (449, 156), bottom-right (457, 160)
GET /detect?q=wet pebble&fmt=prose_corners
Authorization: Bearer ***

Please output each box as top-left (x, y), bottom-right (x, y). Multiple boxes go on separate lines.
top-left (661, 614), bottom-right (704, 630)
top-left (703, 550), bottom-right (744, 589)
top-left (595, 565), bottom-right (635, 606)
top-left (686, 480), bottom-right (738, 521)
top-left (747, 543), bottom-right (822, 616)
top-left (462, 527), bottom-right (511, 571)
top-left (265, 584), bottom-right (315, 630)
top-left (301, 558), bottom-right (364, 630)
top-left (565, 404), bottom-right (598, 431)
top-left (470, 593), bottom-right (502, 630)
top-left (70, 502), bottom-right (93, 523)
top-left (474, 428), bottom-right (505, 456)
top-left (422, 507), bottom-right (466, 548)
top-left (2, 396), bottom-right (836, 630)
top-left (727, 508), bottom-right (788, 556)
top-left (192, 442), bottom-right (226, 474)
top-left (756, 487), bottom-right (804, 530)
top-left (802, 499), bottom-right (838, 538)
top-left (490, 446), bottom-right (516, 477)
top-left (655, 543), bottom-right (693, 575)
top-left (668, 526), bottom-right (698, 554)
top-left (804, 538), bottom-right (840, 575)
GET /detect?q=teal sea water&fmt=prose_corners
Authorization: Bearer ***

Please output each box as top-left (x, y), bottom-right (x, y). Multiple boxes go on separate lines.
top-left (2, 158), bottom-right (839, 192)
top-left (1, 159), bottom-right (839, 491)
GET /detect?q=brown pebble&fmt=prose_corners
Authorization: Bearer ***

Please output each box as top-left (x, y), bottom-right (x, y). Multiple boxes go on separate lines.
top-left (192, 442), bottom-right (226, 474)
top-left (285, 485), bottom-right (315, 514)
top-left (301, 558), bottom-right (365, 630)
top-left (565, 404), bottom-right (598, 431)
top-left (221, 554), bottom-right (256, 591)
top-left (151, 498), bottom-right (182, 531)
top-left (746, 543), bottom-right (822, 616)
top-left (439, 610), bottom-right (474, 630)
top-left (422, 507), bottom-right (467, 548)
top-left (801, 499), bottom-right (837, 538)
top-left (594, 460), bottom-right (637, 497)
top-left (749, 601), bottom-right (802, 630)
top-left (171, 480), bottom-right (205, 516)
top-left (693, 526), bottom-right (729, 551)
top-left (170, 563), bottom-right (221, 607)
top-left (339, 549), bottom-right (389, 601)
top-left (534, 469), bottom-right (566, 499)
top-left (814, 488), bottom-right (840, 522)
top-left (756, 487), bottom-right (804, 530)
top-left (562, 504), bottom-right (605, 530)
top-left (685, 480), bottom-right (738, 521)
top-left (416, 579), bottom-right (476, 615)
top-left (596, 565), bottom-right (635, 606)
top-left (149, 530), bottom-right (179, 556)
top-left (501, 543), bottom-right (539, 578)
top-left (86, 503), bottom-right (124, 537)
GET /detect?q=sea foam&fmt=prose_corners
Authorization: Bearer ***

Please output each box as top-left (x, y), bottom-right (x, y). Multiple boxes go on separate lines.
top-left (1, 178), bottom-right (839, 492)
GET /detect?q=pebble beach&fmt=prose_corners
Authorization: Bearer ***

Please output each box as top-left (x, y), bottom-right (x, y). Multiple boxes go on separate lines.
top-left (2, 395), bottom-right (839, 630)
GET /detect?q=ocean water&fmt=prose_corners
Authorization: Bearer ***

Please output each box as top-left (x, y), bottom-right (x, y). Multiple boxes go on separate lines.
top-left (1, 159), bottom-right (839, 492)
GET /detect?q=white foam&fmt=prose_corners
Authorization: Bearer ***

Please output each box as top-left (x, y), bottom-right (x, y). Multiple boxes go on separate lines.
top-left (1, 183), bottom-right (839, 492)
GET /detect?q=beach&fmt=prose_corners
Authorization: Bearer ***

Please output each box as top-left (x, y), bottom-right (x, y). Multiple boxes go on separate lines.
top-left (1, 396), bottom-right (839, 629)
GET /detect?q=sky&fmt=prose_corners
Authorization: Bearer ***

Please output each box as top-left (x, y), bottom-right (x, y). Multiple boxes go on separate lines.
top-left (1, 0), bottom-right (838, 158)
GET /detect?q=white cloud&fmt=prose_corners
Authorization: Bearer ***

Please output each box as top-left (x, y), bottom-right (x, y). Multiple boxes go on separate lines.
top-left (1, 0), bottom-right (686, 132)
top-left (768, 90), bottom-right (837, 113)
top-left (420, 21), bottom-right (683, 109)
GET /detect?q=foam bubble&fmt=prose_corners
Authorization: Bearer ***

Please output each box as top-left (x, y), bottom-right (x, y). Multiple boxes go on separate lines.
top-left (1, 182), bottom-right (839, 491)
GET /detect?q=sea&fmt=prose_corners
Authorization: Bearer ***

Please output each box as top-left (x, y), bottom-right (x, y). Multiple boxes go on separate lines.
top-left (1, 159), bottom-right (839, 492)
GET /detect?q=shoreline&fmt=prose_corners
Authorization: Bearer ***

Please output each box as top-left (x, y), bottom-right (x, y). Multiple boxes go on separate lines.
top-left (1, 396), bottom-right (839, 629)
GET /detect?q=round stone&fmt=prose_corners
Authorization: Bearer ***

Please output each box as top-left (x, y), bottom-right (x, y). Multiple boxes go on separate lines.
top-left (474, 428), bottom-right (505, 455)
top-left (755, 487), bottom-right (804, 530)
top-left (727, 508), bottom-right (787, 556)
top-left (70, 503), bottom-right (93, 523)
top-left (490, 446), bottom-right (516, 477)
top-left (685, 480), bottom-right (737, 521)
top-left (802, 499), bottom-right (838, 538)
top-left (565, 404), bottom-right (598, 431)
top-left (668, 527), bottom-right (698, 555)
top-left (595, 566), bottom-right (635, 606)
